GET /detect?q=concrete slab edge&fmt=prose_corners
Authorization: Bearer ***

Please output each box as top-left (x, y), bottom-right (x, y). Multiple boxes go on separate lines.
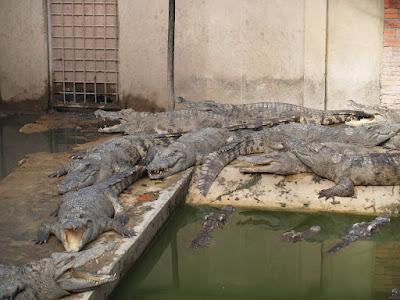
top-left (70, 168), bottom-right (193, 300)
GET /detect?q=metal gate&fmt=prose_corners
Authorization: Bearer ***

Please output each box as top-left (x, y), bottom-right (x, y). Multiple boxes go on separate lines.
top-left (48, 0), bottom-right (119, 108)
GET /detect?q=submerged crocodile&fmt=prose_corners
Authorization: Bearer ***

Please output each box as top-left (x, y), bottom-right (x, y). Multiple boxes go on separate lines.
top-left (95, 100), bottom-right (372, 134)
top-left (197, 122), bottom-right (400, 196)
top-left (191, 205), bottom-right (236, 248)
top-left (390, 288), bottom-right (400, 299)
top-left (282, 226), bottom-right (321, 243)
top-left (328, 216), bottom-right (390, 253)
top-left (283, 140), bottom-right (400, 199)
top-left (0, 242), bottom-right (116, 300)
top-left (51, 134), bottom-right (177, 194)
top-left (37, 168), bottom-right (143, 252)
top-left (147, 128), bottom-right (243, 179)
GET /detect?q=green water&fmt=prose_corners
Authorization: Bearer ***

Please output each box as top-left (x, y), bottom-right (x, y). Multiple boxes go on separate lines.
top-left (111, 205), bottom-right (400, 300)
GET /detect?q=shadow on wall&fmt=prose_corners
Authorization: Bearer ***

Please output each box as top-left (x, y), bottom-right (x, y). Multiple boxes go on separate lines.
top-left (123, 94), bottom-right (166, 112)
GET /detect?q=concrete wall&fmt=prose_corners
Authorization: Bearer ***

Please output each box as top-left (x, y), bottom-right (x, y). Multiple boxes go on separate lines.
top-left (118, 0), bottom-right (169, 112)
top-left (0, 0), bottom-right (49, 112)
top-left (175, 0), bottom-right (306, 106)
top-left (326, 0), bottom-right (384, 109)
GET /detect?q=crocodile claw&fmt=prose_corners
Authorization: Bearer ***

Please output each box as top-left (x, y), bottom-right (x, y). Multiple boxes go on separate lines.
top-left (114, 213), bottom-right (129, 225)
top-left (318, 189), bottom-right (335, 200)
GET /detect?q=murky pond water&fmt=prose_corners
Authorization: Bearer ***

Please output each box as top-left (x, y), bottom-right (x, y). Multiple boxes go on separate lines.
top-left (0, 115), bottom-right (100, 179)
top-left (111, 205), bottom-right (400, 300)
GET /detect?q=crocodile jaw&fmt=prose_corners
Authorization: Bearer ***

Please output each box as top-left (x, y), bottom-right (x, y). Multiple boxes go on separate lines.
top-left (64, 228), bottom-right (85, 252)
top-left (58, 269), bottom-right (117, 292)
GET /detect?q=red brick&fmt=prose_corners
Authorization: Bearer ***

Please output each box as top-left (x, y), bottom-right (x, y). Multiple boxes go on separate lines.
top-left (384, 39), bottom-right (400, 46)
top-left (385, 19), bottom-right (400, 28)
top-left (385, 0), bottom-right (400, 9)
top-left (385, 8), bottom-right (399, 18)
top-left (384, 29), bottom-right (396, 38)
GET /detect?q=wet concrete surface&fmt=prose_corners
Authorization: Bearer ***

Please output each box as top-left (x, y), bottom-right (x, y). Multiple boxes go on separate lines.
top-left (0, 113), bottom-right (116, 264)
top-left (0, 114), bottom-right (103, 179)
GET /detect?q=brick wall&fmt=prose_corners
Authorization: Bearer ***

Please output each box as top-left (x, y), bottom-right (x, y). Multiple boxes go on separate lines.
top-left (382, 0), bottom-right (400, 107)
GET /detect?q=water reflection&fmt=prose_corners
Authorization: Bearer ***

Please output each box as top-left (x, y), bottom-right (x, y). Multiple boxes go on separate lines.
top-left (0, 115), bottom-right (100, 179)
top-left (112, 206), bottom-right (400, 300)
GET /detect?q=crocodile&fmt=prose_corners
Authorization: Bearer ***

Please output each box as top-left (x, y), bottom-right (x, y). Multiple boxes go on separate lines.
top-left (95, 100), bottom-right (372, 135)
top-left (0, 242), bottom-right (116, 300)
top-left (349, 100), bottom-right (400, 149)
top-left (191, 205), bottom-right (235, 248)
top-left (50, 134), bottom-right (178, 194)
top-left (328, 215), bottom-right (390, 253)
top-left (197, 122), bottom-right (400, 196)
top-left (176, 96), bottom-right (372, 125)
top-left (282, 226), bottom-right (321, 243)
top-left (390, 288), bottom-right (400, 299)
top-left (283, 139), bottom-right (400, 199)
top-left (147, 127), bottom-right (244, 179)
top-left (36, 167), bottom-right (143, 252)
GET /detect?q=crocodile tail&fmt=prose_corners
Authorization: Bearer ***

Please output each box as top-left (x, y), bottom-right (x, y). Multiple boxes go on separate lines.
top-left (327, 239), bottom-right (350, 254)
top-left (198, 135), bottom-right (266, 196)
top-left (107, 166), bottom-right (146, 195)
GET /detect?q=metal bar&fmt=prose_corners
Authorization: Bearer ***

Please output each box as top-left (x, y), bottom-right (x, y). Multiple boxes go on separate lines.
top-left (82, 0), bottom-right (86, 103)
top-left (115, 0), bottom-right (119, 103)
top-left (47, 0), bottom-right (54, 109)
top-left (104, 0), bottom-right (107, 103)
top-left (93, 0), bottom-right (97, 104)
top-left (167, 0), bottom-right (175, 110)
top-left (72, 1), bottom-right (76, 103)
top-left (61, 0), bottom-right (66, 104)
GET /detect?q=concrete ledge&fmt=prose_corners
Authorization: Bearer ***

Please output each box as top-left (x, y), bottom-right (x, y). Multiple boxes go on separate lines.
top-left (67, 168), bottom-right (193, 300)
top-left (187, 161), bottom-right (400, 215)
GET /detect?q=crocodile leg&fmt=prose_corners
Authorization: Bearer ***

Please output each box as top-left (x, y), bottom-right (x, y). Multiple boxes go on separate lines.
top-left (102, 217), bottom-right (136, 237)
top-left (239, 151), bottom-right (310, 175)
top-left (104, 190), bottom-right (128, 225)
top-left (318, 177), bottom-right (355, 200)
top-left (48, 166), bottom-right (68, 178)
top-left (35, 222), bottom-right (61, 244)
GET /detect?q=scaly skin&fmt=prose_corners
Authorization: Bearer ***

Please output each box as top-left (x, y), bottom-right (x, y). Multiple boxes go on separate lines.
top-left (0, 242), bottom-right (116, 300)
top-left (37, 168), bottom-right (144, 252)
top-left (176, 97), bottom-right (372, 125)
top-left (282, 226), bottom-right (321, 243)
top-left (96, 100), bottom-right (372, 134)
top-left (50, 134), bottom-right (178, 194)
top-left (191, 205), bottom-right (235, 248)
top-left (285, 139), bottom-right (400, 199)
top-left (328, 216), bottom-right (390, 253)
top-left (197, 123), bottom-right (399, 196)
top-left (147, 128), bottom-right (240, 179)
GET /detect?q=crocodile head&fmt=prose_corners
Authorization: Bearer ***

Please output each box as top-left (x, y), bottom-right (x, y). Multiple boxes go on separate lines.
top-left (147, 145), bottom-right (193, 179)
top-left (57, 161), bottom-right (99, 194)
top-left (95, 108), bottom-right (142, 133)
top-left (351, 123), bottom-right (400, 144)
top-left (60, 214), bottom-right (98, 252)
top-left (0, 243), bottom-right (117, 299)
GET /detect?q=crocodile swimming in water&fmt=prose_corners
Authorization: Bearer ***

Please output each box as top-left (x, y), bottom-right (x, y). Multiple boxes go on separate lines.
top-left (197, 122), bottom-right (400, 196)
top-left (95, 100), bottom-right (372, 135)
top-left (36, 168), bottom-right (143, 252)
top-left (0, 242), bottom-right (116, 300)
top-left (191, 205), bottom-right (236, 248)
top-left (282, 226), bottom-right (321, 243)
top-left (50, 134), bottom-right (178, 194)
top-left (328, 215), bottom-right (390, 253)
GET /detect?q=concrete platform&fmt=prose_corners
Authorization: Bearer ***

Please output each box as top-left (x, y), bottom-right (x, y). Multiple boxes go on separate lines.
top-left (0, 135), bottom-right (193, 300)
top-left (187, 160), bottom-right (400, 216)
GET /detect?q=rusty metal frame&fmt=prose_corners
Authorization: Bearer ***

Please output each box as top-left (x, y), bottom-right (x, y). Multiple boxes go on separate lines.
top-left (48, 0), bottom-right (120, 109)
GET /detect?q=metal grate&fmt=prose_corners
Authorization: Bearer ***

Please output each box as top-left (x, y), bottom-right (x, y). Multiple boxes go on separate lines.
top-left (49, 0), bottom-right (119, 108)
